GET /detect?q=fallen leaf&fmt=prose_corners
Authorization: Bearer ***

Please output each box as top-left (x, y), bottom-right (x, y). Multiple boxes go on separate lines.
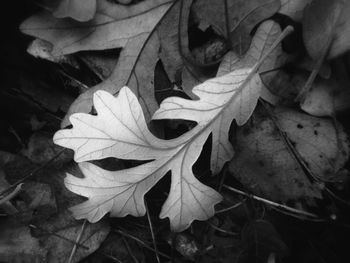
top-left (21, 132), bottom-right (72, 167)
top-left (20, 0), bottom-right (174, 127)
top-left (279, 0), bottom-right (312, 22)
top-left (0, 222), bottom-right (47, 263)
top-left (54, 54), bottom-right (266, 230)
top-left (229, 107), bottom-right (349, 202)
top-left (277, 108), bottom-right (349, 182)
top-left (0, 216), bottom-right (109, 263)
top-left (263, 70), bottom-right (307, 100)
top-left (300, 77), bottom-right (336, 117)
top-left (53, 0), bottom-right (97, 22)
top-left (157, 0), bottom-right (190, 83)
top-left (192, 0), bottom-right (280, 54)
top-left (302, 0), bottom-right (344, 60)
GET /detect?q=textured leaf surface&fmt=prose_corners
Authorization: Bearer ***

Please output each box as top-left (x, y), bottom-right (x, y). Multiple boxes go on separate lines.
top-left (21, 0), bottom-right (174, 127)
top-left (229, 107), bottom-right (349, 202)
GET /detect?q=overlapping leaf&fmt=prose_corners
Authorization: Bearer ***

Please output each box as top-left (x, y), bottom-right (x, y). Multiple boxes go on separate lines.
top-left (20, 0), bottom-right (174, 127)
top-left (229, 107), bottom-right (349, 201)
top-left (192, 0), bottom-right (280, 54)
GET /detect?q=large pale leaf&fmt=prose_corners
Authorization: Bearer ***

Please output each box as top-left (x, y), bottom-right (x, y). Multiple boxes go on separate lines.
top-left (192, 0), bottom-right (280, 54)
top-left (54, 59), bottom-right (266, 231)
top-left (20, 0), bottom-right (174, 127)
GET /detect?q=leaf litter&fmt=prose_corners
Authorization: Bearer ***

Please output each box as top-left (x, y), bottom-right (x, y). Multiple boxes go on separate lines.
top-left (2, 0), bottom-right (350, 262)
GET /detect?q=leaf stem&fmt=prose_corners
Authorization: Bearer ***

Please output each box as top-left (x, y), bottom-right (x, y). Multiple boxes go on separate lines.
top-left (253, 25), bottom-right (294, 73)
top-left (67, 220), bottom-right (87, 263)
top-left (115, 229), bottom-right (171, 260)
top-left (0, 183), bottom-right (23, 205)
top-left (0, 148), bottom-right (66, 198)
top-left (145, 200), bottom-right (161, 263)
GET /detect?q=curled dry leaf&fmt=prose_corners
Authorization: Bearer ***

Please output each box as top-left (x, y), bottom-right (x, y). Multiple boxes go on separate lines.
top-left (229, 107), bottom-right (349, 202)
top-left (20, 0), bottom-right (174, 127)
top-left (53, 0), bottom-right (97, 22)
top-left (192, 0), bottom-right (280, 54)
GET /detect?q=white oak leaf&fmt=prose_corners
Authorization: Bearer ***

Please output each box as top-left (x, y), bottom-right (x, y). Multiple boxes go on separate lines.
top-left (54, 88), bottom-right (223, 231)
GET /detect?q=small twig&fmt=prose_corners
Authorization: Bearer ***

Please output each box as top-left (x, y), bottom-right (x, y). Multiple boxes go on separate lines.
top-left (223, 0), bottom-right (233, 49)
top-left (0, 183), bottom-right (23, 205)
top-left (223, 184), bottom-right (319, 219)
top-left (122, 236), bottom-right (140, 263)
top-left (115, 229), bottom-right (171, 260)
top-left (253, 26), bottom-right (294, 73)
top-left (295, 44), bottom-right (331, 102)
top-left (215, 201), bottom-right (244, 214)
top-left (30, 224), bottom-right (124, 263)
top-left (67, 220), bottom-right (87, 263)
top-left (145, 200), bottom-right (161, 263)
top-left (59, 70), bottom-right (90, 92)
top-left (29, 224), bottom-right (90, 250)
top-left (0, 148), bottom-right (66, 197)
top-left (259, 99), bottom-right (318, 183)
top-left (270, 206), bottom-right (326, 222)
top-left (207, 221), bottom-right (238, 236)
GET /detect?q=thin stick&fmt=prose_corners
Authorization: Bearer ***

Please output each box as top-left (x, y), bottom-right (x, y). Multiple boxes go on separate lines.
top-left (145, 200), bottom-right (161, 263)
top-left (295, 44), bottom-right (331, 101)
top-left (115, 229), bottom-right (171, 260)
top-left (0, 183), bottom-right (23, 205)
top-left (253, 26), bottom-right (294, 73)
top-left (30, 223), bottom-right (123, 262)
top-left (29, 224), bottom-right (90, 250)
top-left (215, 201), bottom-right (244, 214)
top-left (207, 221), bottom-right (238, 236)
top-left (122, 236), bottom-right (140, 263)
top-left (0, 148), bottom-right (66, 197)
top-left (223, 185), bottom-right (319, 218)
top-left (67, 220), bottom-right (87, 263)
